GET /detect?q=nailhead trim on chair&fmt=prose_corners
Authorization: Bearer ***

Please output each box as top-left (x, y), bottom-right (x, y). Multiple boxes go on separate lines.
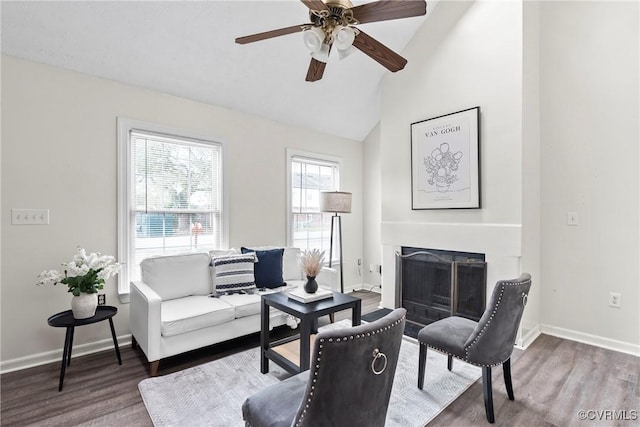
top-left (461, 284), bottom-right (506, 366)
top-left (423, 278), bottom-right (531, 368)
top-left (294, 315), bottom-right (406, 426)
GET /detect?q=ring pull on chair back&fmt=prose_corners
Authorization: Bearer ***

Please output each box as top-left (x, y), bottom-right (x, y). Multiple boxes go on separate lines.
top-left (243, 308), bottom-right (407, 427)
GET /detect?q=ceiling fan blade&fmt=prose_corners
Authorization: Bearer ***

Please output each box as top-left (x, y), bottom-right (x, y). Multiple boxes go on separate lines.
top-left (306, 43), bottom-right (332, 82)
top-left (352, 29), bottom-right (407, 72)
top-left (351, 0), bottom-right (426, 24)
top-left (305, 58), bottom-right (328, 82)
top-left (300, 0), bottom-right (329, 12)
top-left (235, 24), bottom-right (308, 44)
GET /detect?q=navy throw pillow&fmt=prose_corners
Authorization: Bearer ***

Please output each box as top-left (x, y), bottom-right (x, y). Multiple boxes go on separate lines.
top-left (241, 247), bottom-right (285, 289)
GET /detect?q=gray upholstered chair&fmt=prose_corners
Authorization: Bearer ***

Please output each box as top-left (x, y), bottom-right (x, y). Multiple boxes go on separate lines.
top-left (242, 308), bottom-right (407, 427)
top-left (417, 273), bottom-right (532, 424)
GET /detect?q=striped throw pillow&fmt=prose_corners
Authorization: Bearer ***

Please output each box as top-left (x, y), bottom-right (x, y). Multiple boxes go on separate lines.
top-left (212, 253), bottom-right (257, 294)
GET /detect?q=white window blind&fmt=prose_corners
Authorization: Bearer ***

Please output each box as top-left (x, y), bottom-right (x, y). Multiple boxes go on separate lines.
top-left (118, 119), bottom-right (224, 300)
top-left (289, 154), bottom-right (340, 253)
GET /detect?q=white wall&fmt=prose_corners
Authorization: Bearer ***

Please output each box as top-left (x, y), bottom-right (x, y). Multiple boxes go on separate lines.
top-left (364, 0), bottom-right (639, 354)
top-left (538, 1), bottom-right (639, 350)
top-left (378, 0), bottom-right (524, 308)
top-left (362, 123), bottom-right (382, 291)
top-left (521, 0), bottom-right (542, 343)
top-left (0, 56), bottom-right (363, 370)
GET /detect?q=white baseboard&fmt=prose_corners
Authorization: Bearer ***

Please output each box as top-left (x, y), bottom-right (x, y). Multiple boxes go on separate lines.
top-left (540, 324), bottom-right (640, 357)
top-left (516, 324), bottom-right (541, 349)
top-left (343, 283), bottom-right (381, 294)
top-left (357, 282), bottom-right (381, 293)
top-left (0, 334), bottom-right (132, 374)
top-left (6, 323), bottom-right (634, 375)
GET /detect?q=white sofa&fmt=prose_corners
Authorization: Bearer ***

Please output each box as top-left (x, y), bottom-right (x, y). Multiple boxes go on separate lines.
top-left (130, 247), bottom-right (338, 376)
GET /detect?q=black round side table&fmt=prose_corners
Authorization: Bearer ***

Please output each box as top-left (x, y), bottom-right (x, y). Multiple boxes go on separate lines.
top-left (47, 305), bottom-right (122, 391)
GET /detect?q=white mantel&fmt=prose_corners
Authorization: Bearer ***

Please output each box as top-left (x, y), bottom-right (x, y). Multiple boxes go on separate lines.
top-left (380, 221), bottom-right (522, 310)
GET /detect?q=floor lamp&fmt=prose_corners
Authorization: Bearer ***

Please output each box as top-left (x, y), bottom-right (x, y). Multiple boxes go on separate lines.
top-left (321, 191), bottom-right (352, 294)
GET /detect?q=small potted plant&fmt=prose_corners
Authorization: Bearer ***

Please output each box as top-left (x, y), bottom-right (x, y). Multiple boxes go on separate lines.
top-left (299, 248), bottom-right (325, 294)
top-left (37, 247), bottom-right (120, 319)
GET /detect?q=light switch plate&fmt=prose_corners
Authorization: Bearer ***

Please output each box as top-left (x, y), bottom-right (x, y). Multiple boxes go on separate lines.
top-left (567, 212), bottom-right (578, 226)
top-left (12, 209), bottom-right (49, 225)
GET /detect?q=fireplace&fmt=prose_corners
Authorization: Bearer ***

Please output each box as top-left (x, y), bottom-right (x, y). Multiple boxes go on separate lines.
top-left (395, 247), bottom-right (486, 330)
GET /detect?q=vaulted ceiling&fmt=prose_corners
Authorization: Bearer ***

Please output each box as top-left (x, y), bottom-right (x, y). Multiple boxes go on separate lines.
top-left (1, 1), bottom-right (433, 141)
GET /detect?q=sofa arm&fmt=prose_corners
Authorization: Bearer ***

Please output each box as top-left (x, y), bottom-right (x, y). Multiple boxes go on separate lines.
top-left (130, 280), bottom-right (162, 362)
top-left (317, 266), bottom-right (339, 291)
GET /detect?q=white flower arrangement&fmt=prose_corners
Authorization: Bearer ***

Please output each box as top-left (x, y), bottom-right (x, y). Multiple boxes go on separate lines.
top-left (37, 247), bottom-right (120, 296)
top-left (300, 249), bottom-right (325, 278)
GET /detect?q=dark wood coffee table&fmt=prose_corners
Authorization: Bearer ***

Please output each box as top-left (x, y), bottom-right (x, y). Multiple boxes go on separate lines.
top-left (260, 291), bottom-right (361, 374)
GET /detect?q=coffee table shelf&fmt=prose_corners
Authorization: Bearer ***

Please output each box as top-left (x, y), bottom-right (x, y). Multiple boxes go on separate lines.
top-left (260, 291), bottom-right (361, 374)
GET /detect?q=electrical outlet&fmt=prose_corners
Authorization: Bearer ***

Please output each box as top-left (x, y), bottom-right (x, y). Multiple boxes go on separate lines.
top-left (98, 294), bottom-right (106, 306)
top-left (608, 292), bottom-right (621, 308)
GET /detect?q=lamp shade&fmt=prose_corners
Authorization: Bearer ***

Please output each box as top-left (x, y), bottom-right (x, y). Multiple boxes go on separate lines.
top-left (310, 43), bottom-right (330, 63)
top-left (303, 27), bottom-right (325, 53)
top-left (333, 26), bottom-right (356, 50)
top-left (338, 45), bottom-right (356, 61)
top-left (320, 191), bottom-right (352, 213)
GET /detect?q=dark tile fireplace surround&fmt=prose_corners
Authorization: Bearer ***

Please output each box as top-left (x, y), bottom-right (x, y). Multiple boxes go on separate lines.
top-left (395, 247), bottom-right (487, 337)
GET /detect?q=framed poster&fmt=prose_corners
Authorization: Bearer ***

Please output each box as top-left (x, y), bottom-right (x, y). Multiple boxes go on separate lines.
top-left (411, 107), bottom-right (480, 210)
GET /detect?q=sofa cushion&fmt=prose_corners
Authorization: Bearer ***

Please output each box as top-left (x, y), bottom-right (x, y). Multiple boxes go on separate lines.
top-left (242, 247), bottom-right (285, 289)
top-left (208, 249), bottom-right (239, 290)
top-left (209, 249), bottom-right (239, 258)
top-left (282, 247), bottom-right (303, 281)
top-left (212, 253), bottom-right (257, 294)
top-left (141, 253), bottom-right (212, 301)
top-left (219, 293), bottom-right (262, 318)
top-left (160, 296), bottom-right (235, 337)
top-left (219, 288), bottom-right (297, 321)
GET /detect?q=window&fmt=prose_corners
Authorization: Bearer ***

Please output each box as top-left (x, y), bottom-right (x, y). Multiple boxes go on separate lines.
top-left (117, 119), bottom-right (226, 300)
top-left (286, 149), bottom-right (342, 256)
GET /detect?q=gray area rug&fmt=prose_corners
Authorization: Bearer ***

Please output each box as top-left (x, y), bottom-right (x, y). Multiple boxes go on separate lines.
top-left (138, 321), bottom-right (481, 426)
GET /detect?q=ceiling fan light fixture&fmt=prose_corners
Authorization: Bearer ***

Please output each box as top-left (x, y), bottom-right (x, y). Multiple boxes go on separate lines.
top-left (303, 27), bottom-right (326, 53)
top-left (337, 45), bottom-right (356, 61)
top-left (310, 42), bottom-right (331, 63)
top-left (333, 26), bottom-right (356, 50)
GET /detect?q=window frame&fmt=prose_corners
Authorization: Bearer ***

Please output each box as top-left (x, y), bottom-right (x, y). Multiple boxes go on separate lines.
top-left (117, 118), bottom-right (228, 302)
top-left (285, 148), bottom-right (343, 258)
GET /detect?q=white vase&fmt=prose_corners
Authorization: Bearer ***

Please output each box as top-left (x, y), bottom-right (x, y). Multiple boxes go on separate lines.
top-left (71, 293), bottom-right (98, 319)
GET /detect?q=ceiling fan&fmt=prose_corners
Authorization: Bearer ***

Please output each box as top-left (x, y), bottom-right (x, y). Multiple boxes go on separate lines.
top-left (235, 0), bottom-right (427, 82)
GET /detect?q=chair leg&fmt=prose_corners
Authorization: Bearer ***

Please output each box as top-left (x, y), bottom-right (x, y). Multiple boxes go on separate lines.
top-left (418, 344), bottom-right (427, 389)
top-left (503, 358), bottom-right (514, 400)
top-left (447, 354), bottom-right (453, 371)
top-left (482, 366), bottom-right (495, 423)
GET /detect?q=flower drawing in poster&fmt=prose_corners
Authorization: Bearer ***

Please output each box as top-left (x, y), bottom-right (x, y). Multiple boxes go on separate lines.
top-left (411, 107), bottom-right (479, 209)
top-left (424, 143), bottom-right (463, 193)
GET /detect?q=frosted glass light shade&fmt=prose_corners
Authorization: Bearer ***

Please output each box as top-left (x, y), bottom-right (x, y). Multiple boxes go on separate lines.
top-left (303, 27), bottom-right (325, 53)
top-left (334, 26), bottom-right (356, 50)
top-left (338, 45), bottom-right (356, 60)
top-left (320, 191), bottom-right (352, 213)
top-left (310, 43), bottom-right (330, 63)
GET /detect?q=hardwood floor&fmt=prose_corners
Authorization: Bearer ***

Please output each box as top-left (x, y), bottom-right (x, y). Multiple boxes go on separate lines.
top-left (0, 290), bottom-right (381, 426)
top-left (2, 290), bottom-right (638, 426)
top-left (429, 334), bottom-right (639, 426)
